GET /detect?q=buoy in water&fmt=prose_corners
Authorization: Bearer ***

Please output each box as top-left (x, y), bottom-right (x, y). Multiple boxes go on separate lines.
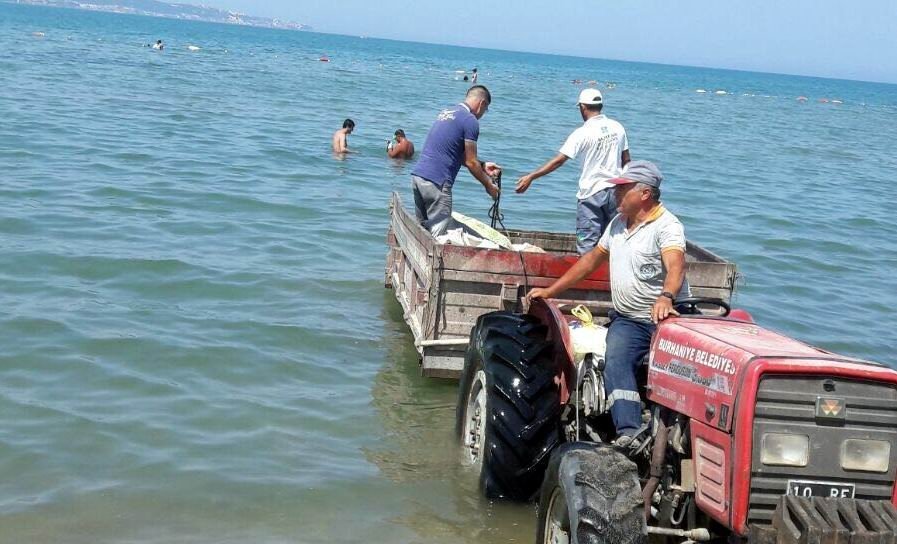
top-left (695, 89), bottom-right (707, 93)
top-left (319, 56), bottom-right (330, 62)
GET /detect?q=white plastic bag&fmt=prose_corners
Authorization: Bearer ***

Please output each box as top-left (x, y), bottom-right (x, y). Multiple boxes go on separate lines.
top-left (434, 228), bottom-right (500, 248)
top-left (568, 305), bottom-right (607, 364)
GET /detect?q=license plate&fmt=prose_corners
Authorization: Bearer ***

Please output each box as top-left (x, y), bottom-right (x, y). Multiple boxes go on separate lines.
top-left (787, 479), bottom-right (855, 498)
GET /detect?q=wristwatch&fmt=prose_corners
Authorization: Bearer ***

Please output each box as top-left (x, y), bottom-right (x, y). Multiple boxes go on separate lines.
top-left (660, 291), bottom-right (675, 301)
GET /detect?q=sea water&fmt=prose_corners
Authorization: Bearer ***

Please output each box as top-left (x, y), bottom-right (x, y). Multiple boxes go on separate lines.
top-left (1, 3), bottom-right (896, 543)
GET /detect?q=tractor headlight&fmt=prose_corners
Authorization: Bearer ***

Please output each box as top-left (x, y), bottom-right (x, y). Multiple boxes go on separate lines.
top-left (841, 439), bottom-right (891, 473)
top-left (761, 433), bottom-right (809, 467)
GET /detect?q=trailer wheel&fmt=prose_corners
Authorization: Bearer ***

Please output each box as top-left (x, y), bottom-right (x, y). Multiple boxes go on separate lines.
top-left (456, 311), bottom-right (562, 500)
top-left (537, 443), bottom-right (646, 544)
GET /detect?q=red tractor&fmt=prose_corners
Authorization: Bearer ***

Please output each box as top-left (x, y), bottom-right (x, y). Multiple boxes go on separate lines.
top-left (456, 297), bottom-right (897, 544)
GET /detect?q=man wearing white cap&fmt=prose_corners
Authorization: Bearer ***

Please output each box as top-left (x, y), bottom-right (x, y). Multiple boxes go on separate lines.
top-left (516, 88), bottom-right (630, 253)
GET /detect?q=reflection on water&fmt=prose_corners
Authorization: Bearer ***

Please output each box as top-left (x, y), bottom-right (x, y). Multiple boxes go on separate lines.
top-left (388, 158), bottom-right (412, 175)
top-left (365, 292), bottom-right (537, 543)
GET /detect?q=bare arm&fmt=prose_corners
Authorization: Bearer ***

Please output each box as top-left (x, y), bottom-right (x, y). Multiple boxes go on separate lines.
top-left (621, 149), bottom-right (631, 167)
top-left (464, 140), bottom-right (500, 198)
top-left (650, 249), bottom-right (686, 323)
top-left (526, 247), bottom-right (609, 300)
top-left (516, 153), bottom-right (569, 193)
top-left (388, 140), bottom-right (413, 158)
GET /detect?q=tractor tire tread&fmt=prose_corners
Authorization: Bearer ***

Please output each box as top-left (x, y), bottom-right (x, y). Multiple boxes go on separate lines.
top-left (477, 311), bottom-right (561, 500)
top-left (537, 444), bottom-right (646, 544)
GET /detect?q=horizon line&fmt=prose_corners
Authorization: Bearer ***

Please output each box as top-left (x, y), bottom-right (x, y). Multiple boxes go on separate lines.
top-left (311, 29), bottom-right (897, 88)
top-left (9, 0), bottom-right (897, 87)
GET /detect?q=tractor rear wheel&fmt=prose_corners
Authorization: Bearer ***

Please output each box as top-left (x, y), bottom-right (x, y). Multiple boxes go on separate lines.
top-left (456, 311), bottom-right (562, 500)
top-left (537, 443), bottom-right (646, 544)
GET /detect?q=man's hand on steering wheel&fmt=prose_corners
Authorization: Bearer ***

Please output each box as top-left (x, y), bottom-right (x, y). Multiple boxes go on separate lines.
top-left (651, 293), bottom-right (680, 324)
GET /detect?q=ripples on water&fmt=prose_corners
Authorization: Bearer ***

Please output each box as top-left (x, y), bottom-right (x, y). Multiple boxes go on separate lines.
top-left (1, 3), bottom-right (896, 543)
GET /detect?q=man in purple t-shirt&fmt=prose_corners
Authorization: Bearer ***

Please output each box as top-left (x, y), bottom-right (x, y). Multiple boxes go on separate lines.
top-left (411, 86), bottom-right (501, 235)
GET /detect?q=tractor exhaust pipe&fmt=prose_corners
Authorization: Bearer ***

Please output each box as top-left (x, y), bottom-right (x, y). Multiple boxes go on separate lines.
top-left (642, 419), bottom-right (670, 519)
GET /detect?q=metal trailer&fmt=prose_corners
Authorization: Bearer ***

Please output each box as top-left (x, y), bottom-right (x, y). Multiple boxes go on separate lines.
top-left (385, 192), bottom-right (737, 379)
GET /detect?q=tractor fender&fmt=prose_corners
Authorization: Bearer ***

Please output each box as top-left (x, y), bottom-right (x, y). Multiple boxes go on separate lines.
top-left (728, 308), bottom-right (754, 322)
top-left (528, 297), bottom-right (577, 405)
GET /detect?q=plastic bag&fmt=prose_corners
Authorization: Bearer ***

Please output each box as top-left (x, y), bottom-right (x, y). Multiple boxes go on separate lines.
top-left (568, 305), bottom-right (607, 364)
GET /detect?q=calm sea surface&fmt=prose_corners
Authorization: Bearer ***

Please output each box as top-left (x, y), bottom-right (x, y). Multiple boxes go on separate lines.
top-left (2, 4), bottom-right (896, 543)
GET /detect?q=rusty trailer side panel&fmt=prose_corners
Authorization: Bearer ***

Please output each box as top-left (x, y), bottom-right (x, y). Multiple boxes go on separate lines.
top-left (385, 192), bottom-right (737, 379)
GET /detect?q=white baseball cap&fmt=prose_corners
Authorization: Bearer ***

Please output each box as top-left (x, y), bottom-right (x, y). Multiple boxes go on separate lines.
top-left (578, 88), bottom-right (603, 106)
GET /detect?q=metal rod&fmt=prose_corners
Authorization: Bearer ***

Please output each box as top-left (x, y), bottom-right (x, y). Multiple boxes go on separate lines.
top-left (647, 527), bottom-right (711, 541)
top-left (418, 339), bottom-right (469, 347)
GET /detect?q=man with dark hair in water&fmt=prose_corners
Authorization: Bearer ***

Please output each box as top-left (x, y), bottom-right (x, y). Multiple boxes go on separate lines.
top-left (411, 85), bottom-right (501, 235)
top-left (332, 119), bottom-right (355, 153)
top-left (387, 129), bottom-right (415, 159)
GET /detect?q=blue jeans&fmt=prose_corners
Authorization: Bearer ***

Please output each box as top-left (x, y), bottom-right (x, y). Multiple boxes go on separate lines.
top-left (604, 311), bottom-right (656, 436)
top-left (576, 188), bottom-right (617, 254)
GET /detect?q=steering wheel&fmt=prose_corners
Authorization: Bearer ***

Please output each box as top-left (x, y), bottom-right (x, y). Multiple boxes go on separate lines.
top-left (674, 296), bottom-right (731, 317)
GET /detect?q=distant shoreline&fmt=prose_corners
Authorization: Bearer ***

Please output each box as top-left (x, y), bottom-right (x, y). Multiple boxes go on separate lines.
top-left (3, 0), bottom-right (312, 32)
top-left (6, 1), bottom-right (895, 86)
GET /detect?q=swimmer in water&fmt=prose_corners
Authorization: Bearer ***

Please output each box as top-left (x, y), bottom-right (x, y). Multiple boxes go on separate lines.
top-left (471, 68), bottom-right (478, 84)
top-left (332, 118), bottom-right (355, 153)
top-left (151, 40), bottom-right (164, 50)
top-left (387, 129), bottom-right (415, 159)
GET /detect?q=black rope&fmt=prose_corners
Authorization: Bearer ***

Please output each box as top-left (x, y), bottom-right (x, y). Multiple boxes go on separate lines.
top-left (488, 171), bottom-right (504, 230)
top-left (486, 171), bottom-right (530, 297)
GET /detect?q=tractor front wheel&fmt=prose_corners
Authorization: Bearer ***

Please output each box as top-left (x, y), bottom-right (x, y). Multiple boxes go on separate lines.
top-left (537, 443), bottom-right (646, 544)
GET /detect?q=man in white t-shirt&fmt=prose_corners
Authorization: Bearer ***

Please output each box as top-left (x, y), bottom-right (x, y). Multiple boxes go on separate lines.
top-left (527, 161), bottom-right (688, 449)
top-left (516, 88), bottom-right (630, 253)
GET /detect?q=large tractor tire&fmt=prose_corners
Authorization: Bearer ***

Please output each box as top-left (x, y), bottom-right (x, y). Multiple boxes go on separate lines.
top-left (537, 443), bottom-right (647, 544)
top-left (456, 311), bottom-right (562, 500)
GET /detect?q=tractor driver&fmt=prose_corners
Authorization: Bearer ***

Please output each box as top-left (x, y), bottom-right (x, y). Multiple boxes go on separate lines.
top-left (526, 160), bottom-right (689, 449)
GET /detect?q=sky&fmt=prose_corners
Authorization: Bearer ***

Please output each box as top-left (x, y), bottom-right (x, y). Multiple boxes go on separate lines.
top-left (194, 0), bottom-right (897, 84)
